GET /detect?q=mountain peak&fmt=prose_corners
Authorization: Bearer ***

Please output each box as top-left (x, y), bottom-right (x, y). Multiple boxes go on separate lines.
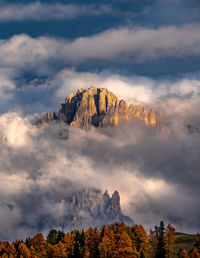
top-left (62, 188), bottom-right (133, 230)
top-left (37, 87), bottom-right (160, 129)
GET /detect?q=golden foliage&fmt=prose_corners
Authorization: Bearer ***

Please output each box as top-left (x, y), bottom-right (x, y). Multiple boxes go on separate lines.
top-left (0, 222), bottom-right (199, 258)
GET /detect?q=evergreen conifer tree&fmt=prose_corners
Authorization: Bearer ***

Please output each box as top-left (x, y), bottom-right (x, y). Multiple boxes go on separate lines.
top-left (156, 221), bottom-right (166, 258)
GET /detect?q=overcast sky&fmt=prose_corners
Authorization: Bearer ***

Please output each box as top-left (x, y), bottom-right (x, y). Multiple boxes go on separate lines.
top-left (0, 0), bottom-right (200, 240)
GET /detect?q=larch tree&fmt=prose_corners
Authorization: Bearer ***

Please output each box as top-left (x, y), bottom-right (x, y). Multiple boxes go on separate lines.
top-left (149, 226), bottom-right (159, 258)
top-left (189, 233), bottom-right (200, 257)
top-left (18, 242), bottom-right (31, 258)
top-left (84, 227), bottom-right (100, 258)
top-left (133, 224), bottom-right (150, 257)
top-left (46, 241), bottom-right (68, 258)
top-left (62, 232), bottom-right (75, 257)
top-left (114, 229), bottom-right (137, 258)
top-left (29, 233), bottom-right (47, 257)
top-left (164, 224), bottom-right (176, 258)
top-left (98, 226), bottom-right (116, 258)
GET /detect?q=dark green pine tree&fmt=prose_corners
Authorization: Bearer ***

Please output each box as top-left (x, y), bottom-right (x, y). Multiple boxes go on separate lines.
top-left (156, 221), bottom-right (166, 258)
top-left (73, 230), bottom-right (85, 258)
top-left (46, 229), bottom-right (65, 245)
top-left (57, 230), bottom-right (65, 242)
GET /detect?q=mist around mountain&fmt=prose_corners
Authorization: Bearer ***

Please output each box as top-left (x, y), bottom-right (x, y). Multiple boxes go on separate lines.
top-left (0, 0), bottom-right (200, 249)
top-left (0, 75), bottom-right (200, 242)
top-left (24, 187), bottom-right (133, 234)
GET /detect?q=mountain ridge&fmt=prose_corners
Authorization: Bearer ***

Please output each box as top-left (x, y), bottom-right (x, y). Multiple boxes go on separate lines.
top-left (61, 188), bottom-right (133, 231)
top-left (37, 86), bottom-right (160, 129)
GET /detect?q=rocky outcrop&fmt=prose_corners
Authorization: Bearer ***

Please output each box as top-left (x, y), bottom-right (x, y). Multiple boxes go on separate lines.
top-left (37, 86), bottom-right (160, 129)
top-left (36, 112), bottom-right (57, 126)
top-left (62, 188), bottom-right (133, 231)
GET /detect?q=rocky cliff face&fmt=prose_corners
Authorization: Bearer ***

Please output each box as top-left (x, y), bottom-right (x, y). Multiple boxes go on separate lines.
top-left (37, 86), bottom-right (160, 129)
top-left (37, 112), bottom-right (57, 126)
top-left (62, 188), bottom-right (133, 231)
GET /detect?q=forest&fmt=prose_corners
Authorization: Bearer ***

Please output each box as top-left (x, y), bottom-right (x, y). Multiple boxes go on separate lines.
top-left (0, 221), bottom-right (199, 257)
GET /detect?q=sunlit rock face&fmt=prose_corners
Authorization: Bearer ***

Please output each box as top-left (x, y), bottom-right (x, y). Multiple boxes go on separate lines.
top-left (37, 86), bottom-right (160, 129)
top-left (36, 112), bottom-right (57, 126)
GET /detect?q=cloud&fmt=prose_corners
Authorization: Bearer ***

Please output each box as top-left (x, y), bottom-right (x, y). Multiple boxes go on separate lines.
top-left (49, 24), bottom-right (200, 61)
top-left (0, 70), bottom-right (200, 240)
top-left (0, 24), bottom-right (200, 71)
top-left (0, 0), bottom-right (199, 242)
top-left (0, 68), bottom-right (16, 96)
top-left (3, 68), bottom-right (200, 124)
top-left (0, 111), bottom-right (199, 240)
top-left (0, 2), bottom-right (110, 22)
top-left (39, 69), bottom-right (200, 125)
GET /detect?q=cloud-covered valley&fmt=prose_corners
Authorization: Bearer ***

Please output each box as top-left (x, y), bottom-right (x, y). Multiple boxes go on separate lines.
top-left (0, 69), bottom-right (200, 240)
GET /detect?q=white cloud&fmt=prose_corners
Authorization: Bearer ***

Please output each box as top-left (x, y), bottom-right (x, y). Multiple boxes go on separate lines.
top-left (53, 69), bottom-right (200, 112)
top-left (0, 24), bottom-right (200, 70)
top-left (0, 2), bottom-right (110, 22)
top-left (53, 69), bottom-right (159, 106)
top-left (0, 69), bottom-right (200, 239)
top-left (0, 109), bottom-right (199, 239)
top-left (2, 67), bottom-right (200, 123)
top-left (57, 24), bottom-right (200, 60)
top-left (0, 112), bottom-right (36, 147)
top-left (0, 68), bottom-right (16, 100)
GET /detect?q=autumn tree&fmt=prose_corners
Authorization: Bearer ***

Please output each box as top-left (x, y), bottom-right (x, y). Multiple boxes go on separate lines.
top-left (84, 227), bottom-right (100, 258)
top-left (133, 224), bottom-right (150, 257)
top-left (18, 242), bottom-right (31, 258)
top-left (114, 229), bottom-right (137, 258)
top-left (98, 225), bottom-right (116, 258)
top-left (0, 241), bottom-right (9, 255)
top-left (189, 233), bottom-right (200, 257)
top-left (193, 233), bottom-right (200, 251)
top-left (9, 243), bottom-right (18, 258)
top-left (0, 220), bottom-right (181, 258)
top-left (178, 249), bottom-right (189, 258)
top-left (46, 241), bottom-right (68, 258)
top-left (0, 241), bottom-right (18, 258)
top-left (149, 226), bottom-right (159, 258)
top-left (107, 222), bottom-right (137, 258)
top-left (126, 226), bottom-right (138, 254)
top-left (62, 232), bottom-right (76, 257)
top-left (29, 245), bottom-right (37, 257)
top-left (28, 233), bottom-right (47, 257)
top-left (189, 247), bottom-right (200, 258)
top-left (164, 224), bottom-right (176, 257)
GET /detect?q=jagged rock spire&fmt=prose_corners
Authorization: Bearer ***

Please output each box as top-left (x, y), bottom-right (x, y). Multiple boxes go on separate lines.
top-left (61, 188), bottom-right (133, 231)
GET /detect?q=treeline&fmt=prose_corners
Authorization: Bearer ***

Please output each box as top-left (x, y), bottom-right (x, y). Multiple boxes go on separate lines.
top-left (0, 221), bottom-right (199, 257)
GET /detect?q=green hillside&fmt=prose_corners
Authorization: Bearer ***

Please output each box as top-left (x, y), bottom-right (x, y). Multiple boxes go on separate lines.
top-left (173, 232), bottom-right (197, 257)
